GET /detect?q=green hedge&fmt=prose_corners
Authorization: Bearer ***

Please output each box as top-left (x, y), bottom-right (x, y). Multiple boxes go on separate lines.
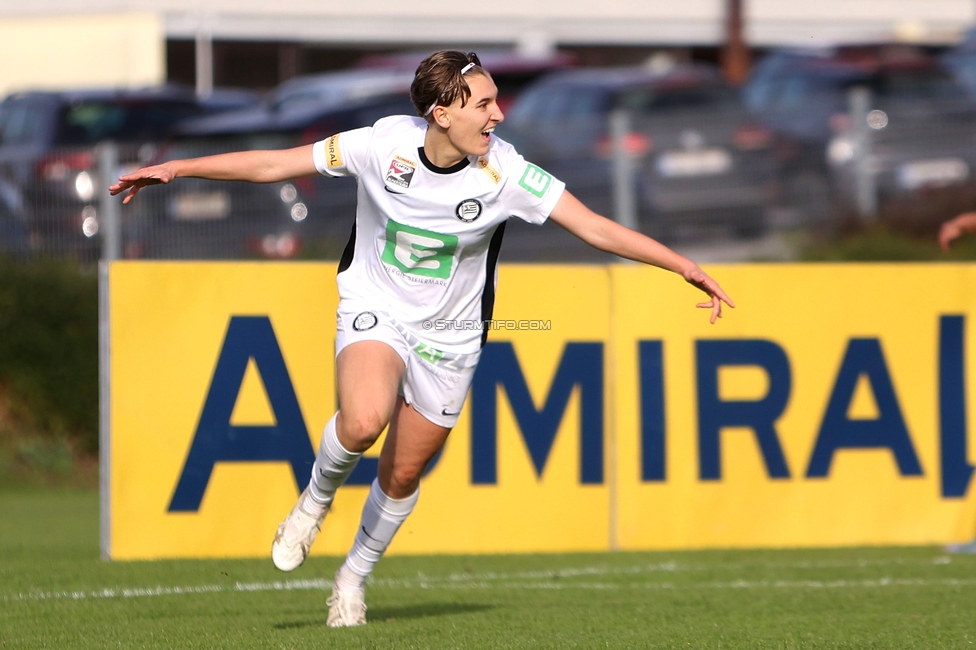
top-left (0, 258), bottom-right (98, 453)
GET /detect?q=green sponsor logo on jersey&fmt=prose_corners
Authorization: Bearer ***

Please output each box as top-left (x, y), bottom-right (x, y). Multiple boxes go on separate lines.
top-left (413, 342), bottom-right (444, 364)
top-left (381, 219), bottom-right (458, 279)
top-left (518, 163), bottom-right (552, 198)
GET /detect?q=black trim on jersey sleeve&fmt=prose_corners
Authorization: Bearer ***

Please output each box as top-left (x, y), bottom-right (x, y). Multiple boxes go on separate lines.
top-left (480, 222), bottom-right (506, 348)
top-left (337, 220), bottom-right (357, 275)
top-left (417, 147), bottom-right (471, 175)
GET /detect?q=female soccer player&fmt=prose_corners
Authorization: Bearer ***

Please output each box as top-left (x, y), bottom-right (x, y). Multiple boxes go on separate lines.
top-left (110, 50), bottom-right (734, 628)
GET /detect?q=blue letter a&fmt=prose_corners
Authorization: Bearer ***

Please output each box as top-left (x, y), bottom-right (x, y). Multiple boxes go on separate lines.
top-left (168, 316), bottom-right (314, 512)
top-left (807, 338), bottom-right (922, 478)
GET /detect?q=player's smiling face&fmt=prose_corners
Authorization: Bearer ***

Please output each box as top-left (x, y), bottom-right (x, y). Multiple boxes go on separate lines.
top-left (441, 73), bottom-right (504, 158)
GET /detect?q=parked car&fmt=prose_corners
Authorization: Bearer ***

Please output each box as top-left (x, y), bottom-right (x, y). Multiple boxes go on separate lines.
top-left (129, 93), bottom-right (418, 259)
top-left (0, 86), bottom-right (258, 261)
top-left (943, 28), bottom-right (976, 102)
top-left (497, 63), bottom-right (778, 242)
top-left (825, 71), bottom-right (976, 222)
top-left (746, 48), bottom-right (976, 224)
top-left (744, 47), bottom-right (976, 223)
top-left (177, 69), bottom-right (414, 141)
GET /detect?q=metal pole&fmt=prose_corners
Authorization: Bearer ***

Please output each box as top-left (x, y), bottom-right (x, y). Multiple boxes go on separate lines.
top-left (722, 0), bottom-right (750, 85)
top-left (610, 109), bottom-right (638, 233)
top-left (195, 15), bottom-right (214, 99)
top-left (97, 139), bottom-right (118, 560)
top-left (98, 142), bottom-right (121, 262)
top-left (849, 86), bottom-right (877, 221)
top-left (98, 261), bottom-right (111, 560)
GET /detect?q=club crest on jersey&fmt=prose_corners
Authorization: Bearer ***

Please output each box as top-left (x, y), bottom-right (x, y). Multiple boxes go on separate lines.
top-left (385, 156), bottom-right (417, 189)
top-left (352, 311), bottom-right (378, 331)
top-left (455, 199), bottom-right (483, 223)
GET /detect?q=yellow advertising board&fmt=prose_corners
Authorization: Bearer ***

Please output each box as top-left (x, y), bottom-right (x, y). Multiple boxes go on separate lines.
top-left (611, 263), bottom-right (976, 549)
top-left (107, 262), bottom-right (610, 560)
top-left (107, 262), bottom-right (976, 559)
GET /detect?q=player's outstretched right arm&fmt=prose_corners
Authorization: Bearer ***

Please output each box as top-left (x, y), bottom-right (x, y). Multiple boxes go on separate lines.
top-left (109, 144), bottom-right (317, 204)
top-left (549, 190), bottom-right (734, 324)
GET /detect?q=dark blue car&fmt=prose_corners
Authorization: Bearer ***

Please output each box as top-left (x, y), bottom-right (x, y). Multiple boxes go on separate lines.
top-left (0, 85), bottom-right (257, 261)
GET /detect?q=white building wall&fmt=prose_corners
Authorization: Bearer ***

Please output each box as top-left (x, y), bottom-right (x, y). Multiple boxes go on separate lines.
top-left (0, 1), bottom-right (972, 94)
top-left (0, 13), bottom-right (164, 97)
top-left (0, 0), bottom-right (972, 47)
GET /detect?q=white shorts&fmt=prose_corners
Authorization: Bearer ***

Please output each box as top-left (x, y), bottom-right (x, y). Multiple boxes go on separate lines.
top-left (335, 308), bottom-right (480, 429)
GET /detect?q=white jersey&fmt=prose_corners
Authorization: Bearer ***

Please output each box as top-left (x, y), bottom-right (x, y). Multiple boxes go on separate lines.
top-left (312, 115), bottom-right (565, 354)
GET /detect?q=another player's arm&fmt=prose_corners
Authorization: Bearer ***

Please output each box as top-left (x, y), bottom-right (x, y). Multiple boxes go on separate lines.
top-left (939, 212), bottom-right (976, 251)
top-left (109, 144), bottom-right (317, 204)
top-left (548, 190), bottom-right (734, 323)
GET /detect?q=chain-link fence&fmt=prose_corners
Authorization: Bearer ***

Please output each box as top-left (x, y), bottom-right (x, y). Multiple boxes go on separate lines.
top-left (5, 62), bottom-right (976, 265)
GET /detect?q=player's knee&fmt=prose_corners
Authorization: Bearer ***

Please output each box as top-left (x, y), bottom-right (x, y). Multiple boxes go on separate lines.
top-left (385, 465), bottom-right (422, 497)
top-left (336, 410), bottom-right (387, 450)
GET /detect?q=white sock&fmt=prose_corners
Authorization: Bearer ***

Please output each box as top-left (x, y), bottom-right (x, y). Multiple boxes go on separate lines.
top-left (307, 414), bottom-right (361, 509)
top-left (336, 478), bottom-right (418, 589)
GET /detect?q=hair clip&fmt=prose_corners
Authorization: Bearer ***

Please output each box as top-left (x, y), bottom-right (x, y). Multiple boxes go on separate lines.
top-left (425, 62), bottom-right (478, 115)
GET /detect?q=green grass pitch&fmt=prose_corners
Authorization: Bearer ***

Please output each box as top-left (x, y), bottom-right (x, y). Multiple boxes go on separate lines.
top-left (3, 490), bottom-right (976, 648)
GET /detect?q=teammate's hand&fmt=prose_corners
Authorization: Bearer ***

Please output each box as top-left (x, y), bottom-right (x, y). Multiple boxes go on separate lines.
top-left (682, 265), bottom-right (734, 324)
top-left (940, 220), bottom-right (966, 252)
top-left (109, 164), bottom-right (177, 204)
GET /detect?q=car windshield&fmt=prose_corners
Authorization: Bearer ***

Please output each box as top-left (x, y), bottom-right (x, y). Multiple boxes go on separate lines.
top-left (872, 69), bottom-right (966, 103)
top-left (622, 84), bottom-right (739, 113)
top-left (744, 72), bottom-right (847, 113)
top-left (0, 100), bottom-right (47, 146)
top-left (167, 133), bottom-right (295, 160)
top-left (55, 101), bottom-right (202, 145)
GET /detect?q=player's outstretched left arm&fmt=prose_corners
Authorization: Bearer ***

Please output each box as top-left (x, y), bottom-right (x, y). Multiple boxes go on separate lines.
top-left (109, 144), bottom-right (317, 205)
top-left (548, 190), bottom-right (734, 324)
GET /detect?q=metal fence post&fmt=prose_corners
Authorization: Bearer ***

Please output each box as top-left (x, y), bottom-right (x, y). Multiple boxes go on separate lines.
top-left (849, 86), bottom-right (877, 221)
top-left (98, 260), bottom-right (111, 560)
top-left (610, 109), bottom-right (639, 233)
top-left (195, 13), bottom-right (214, 99)
top-left (98, 141), bottom-right (121, 262)
top-left (96, 140), bottom-right (119, 560)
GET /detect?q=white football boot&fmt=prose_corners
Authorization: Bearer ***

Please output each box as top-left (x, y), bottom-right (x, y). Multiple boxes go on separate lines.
top-left (326, 580), bottom-right (368, 628)
top-left (271, 487), bottom-right (329, 572)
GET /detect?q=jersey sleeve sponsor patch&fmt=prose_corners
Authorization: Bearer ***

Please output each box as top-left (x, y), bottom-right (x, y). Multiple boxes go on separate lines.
top-left (326, 134), bottom-right (343, 169)
top-left (501, 157), bottom-right (565, 225)
top-left (313, 127), bottom-right (372, 177)
top-left (477, 157), bottom-right (501, 184)
top-left (518, 163), bottom-right (553, 198)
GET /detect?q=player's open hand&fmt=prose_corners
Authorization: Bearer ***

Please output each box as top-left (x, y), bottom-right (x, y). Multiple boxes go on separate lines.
top-left (682, 265), bottom-right (734, 324)
top-left (109, 164), bottom-right (177, 204)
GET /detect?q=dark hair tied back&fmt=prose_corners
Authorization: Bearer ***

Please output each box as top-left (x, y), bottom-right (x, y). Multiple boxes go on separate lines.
top-left (410, 51), bottom-right (484, 118)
